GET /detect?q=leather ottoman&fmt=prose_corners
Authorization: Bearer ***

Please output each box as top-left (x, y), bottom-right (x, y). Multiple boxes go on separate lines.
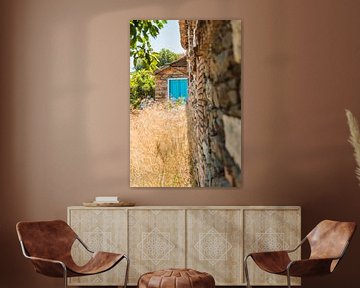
top-left (138, 268), bottom-right (215, 288)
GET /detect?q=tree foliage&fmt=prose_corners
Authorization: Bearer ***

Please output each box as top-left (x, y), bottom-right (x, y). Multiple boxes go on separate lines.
top-left (130, 69), bottom-right (155, 108)
top-left (130, 20), bottom-right (167, 71)
top-left (158, 49), bottom-right (182, 67)
top-left (134, 49), bottom-right (182, 71)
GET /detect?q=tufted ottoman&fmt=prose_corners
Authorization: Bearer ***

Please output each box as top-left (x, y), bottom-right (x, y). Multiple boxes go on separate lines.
top-left (138, 268), bottom-right (215, 288)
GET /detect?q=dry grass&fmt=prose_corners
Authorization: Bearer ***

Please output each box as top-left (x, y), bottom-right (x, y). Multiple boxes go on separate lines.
top-left (130, 102), bottom-right (191, 187)
top-left (346, 109), bottom-right (360, 186)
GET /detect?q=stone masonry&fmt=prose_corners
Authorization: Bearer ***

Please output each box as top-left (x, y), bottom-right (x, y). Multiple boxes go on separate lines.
top-left (154, 56), bottom-right (188, 101)
top-left (179, 20), bottom-right (242, 187)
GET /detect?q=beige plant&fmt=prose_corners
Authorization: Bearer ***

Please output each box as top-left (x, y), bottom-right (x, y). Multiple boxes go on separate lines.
top-left (345, 109), bottom-right (360, 185)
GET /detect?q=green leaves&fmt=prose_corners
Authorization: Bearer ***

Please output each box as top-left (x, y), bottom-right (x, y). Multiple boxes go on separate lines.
top-left (130, 69), bottom-right (155, 108)
top-left (158, 48), bottom-right (182, 67)
top-left (130, 20), bottom-right (167, 71)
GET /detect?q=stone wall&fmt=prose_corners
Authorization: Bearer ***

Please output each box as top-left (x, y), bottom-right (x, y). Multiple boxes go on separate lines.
top-left (180, 20), bottom-right (242, 187)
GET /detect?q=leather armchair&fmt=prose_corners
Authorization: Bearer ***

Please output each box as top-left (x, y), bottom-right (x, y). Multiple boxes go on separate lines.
top-left (16, 220), bottom-right (129, 288)
top-left (244, 220), bottom-right (356, 288)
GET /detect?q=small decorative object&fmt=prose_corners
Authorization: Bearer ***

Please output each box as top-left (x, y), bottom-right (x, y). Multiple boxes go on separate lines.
top-left (82, 196), bottom-right (135, 207)
top-left (83, 201), bottom-right (135, 207)
top-left (345, 109), bottom-right (360, 185)
top-left (94, 196), bottom-right (119, 203)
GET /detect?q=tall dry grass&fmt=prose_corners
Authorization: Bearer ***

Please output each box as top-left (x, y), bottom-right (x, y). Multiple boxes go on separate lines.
top-left (130, 103), bottom-right (191, 187)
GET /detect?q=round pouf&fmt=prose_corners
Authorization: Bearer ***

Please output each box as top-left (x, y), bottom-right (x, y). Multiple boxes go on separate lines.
top-left (138, 268), bottom-right (215, 288)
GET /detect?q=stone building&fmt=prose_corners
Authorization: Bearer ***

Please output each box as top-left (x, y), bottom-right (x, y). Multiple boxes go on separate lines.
top-left (179, 20), bottom-right (242, 187)
top-left (154, 56), bottom-right (189, 101)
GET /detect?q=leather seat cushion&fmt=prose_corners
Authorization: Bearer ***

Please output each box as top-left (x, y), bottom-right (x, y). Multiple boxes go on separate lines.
top-left (138, 268), bottom-right (215, 288)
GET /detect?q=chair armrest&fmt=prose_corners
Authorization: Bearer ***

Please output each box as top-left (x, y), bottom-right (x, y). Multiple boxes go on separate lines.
top-left (26, 255), bottom-right (65, 265)
top-left (245, 237), bottom-right (306, 259)
top-left (19, 240), bottom-right (67, 277)
top-left (76, 236), bottom-right (94, 253)
top-left (246, 251), bottom-right (291, 274)
top-left (287, 258), bottom-right (336, 277)
top-left (247, 250), bottom-right (290, 258)
top-left (285, 237), bottom-right (307, 253)
top-left (26, 255), bottom-right (67, 278)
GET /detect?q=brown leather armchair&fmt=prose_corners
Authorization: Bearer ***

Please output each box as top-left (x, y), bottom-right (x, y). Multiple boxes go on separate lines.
top-left (244, 220), bottom-right (356, 288)
top-left (16, 220), bottom-right (129, 288)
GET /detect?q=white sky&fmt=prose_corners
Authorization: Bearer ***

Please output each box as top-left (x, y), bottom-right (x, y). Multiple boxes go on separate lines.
top-left (150, 20), bottom-right (185, 54)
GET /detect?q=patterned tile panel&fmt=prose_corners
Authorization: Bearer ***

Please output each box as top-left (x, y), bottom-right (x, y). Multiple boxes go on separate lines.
top-left (68, 209), bottom-right (127, 286)
top-left (244, 209), bottom-right (301, 286)
top-left (194, 227), bottom-right (232, 265)
top-left (187, 209), bottom-right (243, 285)
top-left (128, 209), bottom-right (186, 284)
top-left (138, 227), bottom-right (175, 264)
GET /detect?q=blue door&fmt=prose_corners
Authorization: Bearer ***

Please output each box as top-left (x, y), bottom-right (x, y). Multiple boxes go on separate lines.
top-left (168, 78), bottom-right (188, 100)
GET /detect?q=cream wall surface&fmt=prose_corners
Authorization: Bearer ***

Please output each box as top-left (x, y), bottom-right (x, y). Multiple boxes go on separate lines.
top-left (1, 0), bottom-right (360, 287)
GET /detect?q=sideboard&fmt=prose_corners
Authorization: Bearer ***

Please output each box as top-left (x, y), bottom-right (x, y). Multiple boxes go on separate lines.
top-left (67, 206), bottom-right (301, 286)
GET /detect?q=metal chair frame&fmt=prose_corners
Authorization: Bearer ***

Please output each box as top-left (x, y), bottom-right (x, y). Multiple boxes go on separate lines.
top-left (244, 237), bottom-right (349, 288)
top-left (19, 234), bottom-right (129, 288)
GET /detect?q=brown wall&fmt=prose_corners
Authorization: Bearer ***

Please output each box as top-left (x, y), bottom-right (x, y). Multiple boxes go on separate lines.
top-left (1, 0), bottom-right (360, 287)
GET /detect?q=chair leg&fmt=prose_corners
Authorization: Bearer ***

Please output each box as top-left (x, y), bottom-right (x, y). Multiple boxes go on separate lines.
top-left (244, 255), bottom-right (252, 288)
top-left (286, 269), bottom-right (291, 288)
top-left (123, 255), bottom-right (130, 288)
top-left (62, 264), bottom-right (68, 288)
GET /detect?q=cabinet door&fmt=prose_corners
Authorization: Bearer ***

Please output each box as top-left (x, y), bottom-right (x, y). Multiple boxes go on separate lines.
top-left (68, 208), bottom-right (127, 286)
top-left (187, 209), bottom-right (243, 285)
top-left (244, 209), bottom-right (301, 286)
top-left (128, 209), bottom-right (186, 284)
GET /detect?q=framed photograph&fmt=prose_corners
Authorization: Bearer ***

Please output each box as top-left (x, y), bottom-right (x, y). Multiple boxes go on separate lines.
top-left (130, 20), bottom-right (242, 187)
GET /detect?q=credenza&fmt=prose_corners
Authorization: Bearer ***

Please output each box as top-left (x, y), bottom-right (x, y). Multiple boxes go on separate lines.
top-left (67, 206), bottom-right (301, 286)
